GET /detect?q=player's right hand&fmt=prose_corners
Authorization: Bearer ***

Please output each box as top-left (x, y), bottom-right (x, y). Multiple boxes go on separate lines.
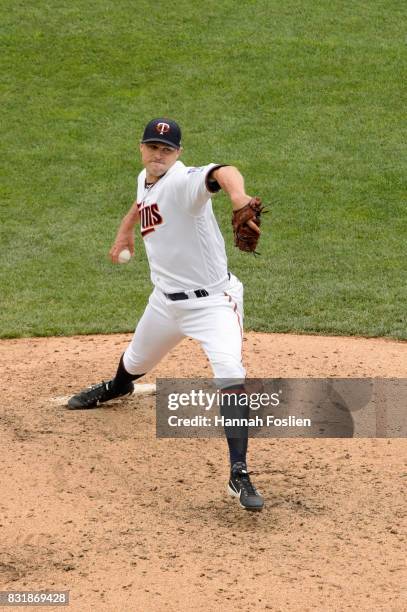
top-left (109, 234), bottom-right (135, 263)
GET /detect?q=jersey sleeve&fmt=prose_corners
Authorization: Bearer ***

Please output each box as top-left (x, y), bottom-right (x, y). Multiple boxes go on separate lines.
top-left (182, 163), bottom-right (228, 214)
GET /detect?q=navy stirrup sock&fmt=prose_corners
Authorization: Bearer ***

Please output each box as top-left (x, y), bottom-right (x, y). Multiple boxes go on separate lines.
top-left (111, 354), bottom-right (145, 392)
top-left (220, 384), bottom-right (249, 468)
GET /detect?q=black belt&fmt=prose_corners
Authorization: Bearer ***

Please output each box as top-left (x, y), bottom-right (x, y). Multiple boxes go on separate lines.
top-left (165, 289), bottom-right (209, 301)
top-left (165, 273), bottom-right (231, 301)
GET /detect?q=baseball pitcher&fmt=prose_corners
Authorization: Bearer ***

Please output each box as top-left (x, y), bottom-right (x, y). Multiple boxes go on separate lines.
top-left (68, 118), bottom-right (265, 511)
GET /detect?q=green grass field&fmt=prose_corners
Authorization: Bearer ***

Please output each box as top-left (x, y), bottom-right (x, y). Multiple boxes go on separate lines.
top-left (1, 0), bottom-right (406, 339)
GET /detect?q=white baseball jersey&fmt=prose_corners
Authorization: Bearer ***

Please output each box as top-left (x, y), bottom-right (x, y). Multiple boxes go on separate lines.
top-left (136, 161), bottom-right (229, 293)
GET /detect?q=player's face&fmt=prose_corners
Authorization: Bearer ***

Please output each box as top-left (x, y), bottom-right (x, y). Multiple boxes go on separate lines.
top-left (140, 143), bottom-right (181, 181)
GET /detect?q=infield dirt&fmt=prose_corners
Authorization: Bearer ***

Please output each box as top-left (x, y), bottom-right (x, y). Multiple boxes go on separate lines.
top-left (1, 333), bottom-right (406, 611)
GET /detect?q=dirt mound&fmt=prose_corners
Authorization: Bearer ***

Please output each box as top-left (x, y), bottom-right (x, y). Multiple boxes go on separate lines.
top-left (1, 333), bottom-right (406, 611)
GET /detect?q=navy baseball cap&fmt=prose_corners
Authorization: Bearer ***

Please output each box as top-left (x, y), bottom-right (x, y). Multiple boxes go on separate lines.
top-left (141, 118), bottom-right (181, 149)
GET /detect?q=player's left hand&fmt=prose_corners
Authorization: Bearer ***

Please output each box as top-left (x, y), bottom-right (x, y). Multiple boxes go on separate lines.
top-left (232, 197), bottom-right (266, 254)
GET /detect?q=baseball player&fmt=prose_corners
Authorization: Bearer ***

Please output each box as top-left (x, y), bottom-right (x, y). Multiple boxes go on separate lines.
top-left (68, 118), bottom-right (265, 511)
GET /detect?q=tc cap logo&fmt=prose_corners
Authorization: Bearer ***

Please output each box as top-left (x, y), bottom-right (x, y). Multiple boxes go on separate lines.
top-left (142, 118), bottom-right (181, 148)
top-left (156, 122), bottom-right (170, 135)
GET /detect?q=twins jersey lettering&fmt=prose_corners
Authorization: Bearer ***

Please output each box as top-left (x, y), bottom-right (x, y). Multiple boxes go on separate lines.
top-left (139, 203), bottom-right (163, 237)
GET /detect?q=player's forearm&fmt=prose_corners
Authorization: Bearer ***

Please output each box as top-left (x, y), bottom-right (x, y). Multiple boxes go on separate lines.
top-left (213, 166), bottom-right (251, 210)
top-left (110, 202), bottom-right (139, 262)
top-left (119, 201), bottom-right (140, 229)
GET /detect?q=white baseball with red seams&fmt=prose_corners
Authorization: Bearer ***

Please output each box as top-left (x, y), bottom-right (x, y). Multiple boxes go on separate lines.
top-left (118, 248), bottom-right (132, 264)
top-left (122, 160), bottom-right (246, 386)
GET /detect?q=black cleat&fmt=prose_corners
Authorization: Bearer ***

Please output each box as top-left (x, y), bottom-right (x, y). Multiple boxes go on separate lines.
top-left (227, 462), bottom-right (264, 511)
top-left (67, 380), bottom-right (134, 409)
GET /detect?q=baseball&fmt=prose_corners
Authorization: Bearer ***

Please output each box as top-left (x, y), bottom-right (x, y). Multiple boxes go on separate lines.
top-left (118, 248), bottom-right (132, 264)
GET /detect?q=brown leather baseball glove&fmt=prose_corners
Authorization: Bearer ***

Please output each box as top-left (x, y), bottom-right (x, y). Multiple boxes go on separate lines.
top-left (232, 197), bottom-right (265, 254)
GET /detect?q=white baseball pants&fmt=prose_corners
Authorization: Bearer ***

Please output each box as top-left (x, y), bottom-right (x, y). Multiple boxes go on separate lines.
top-left (123, 273), bottom-right (245, 385)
